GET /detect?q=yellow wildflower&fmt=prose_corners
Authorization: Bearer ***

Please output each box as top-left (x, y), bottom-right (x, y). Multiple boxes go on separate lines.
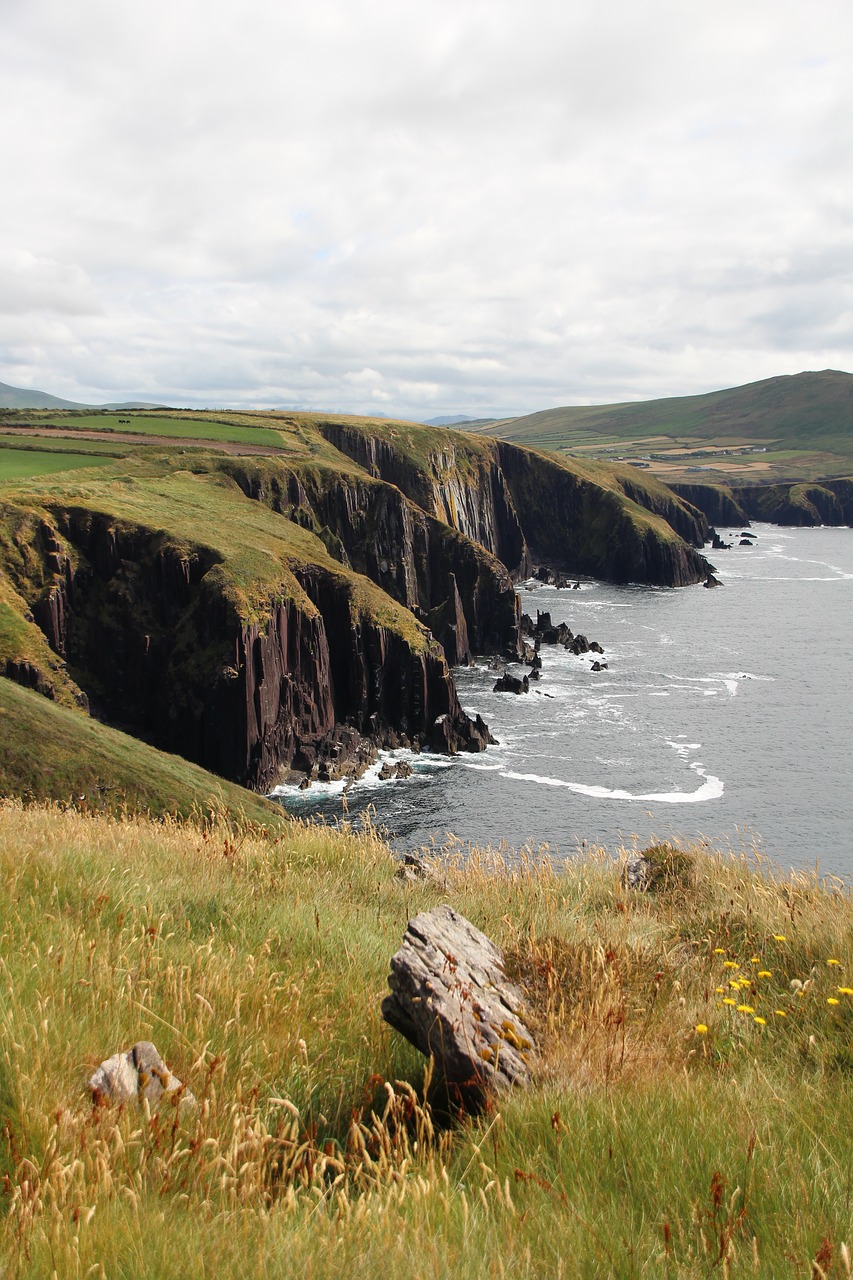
top-left (774, 1010), bottom-right (787, 1017)
top-left (838, 987), bottom-right (853, 996)
top-left (757, 970), bottom-right (772, 978)
top-left (827, 997), bottom-right (840, 1006)
top-left (750, 956), bottom-right (760, 964)
top-left (736, 1004), bottom-right (755, 1014)
top-left (723, 961), bottom-right (739, 970)
top-left (714, 947), bottom-right (725, 955)
top-left (773, 934), bottom-right (787, 942)
top-left (723, 998), bottom-right (736, 1006)
top-left (827, 958), bottom-right (841, 966)
top-left (753, 1016), bottom-right (767, 1026)
top-left (695, 1024), bottom-right (708, 1034)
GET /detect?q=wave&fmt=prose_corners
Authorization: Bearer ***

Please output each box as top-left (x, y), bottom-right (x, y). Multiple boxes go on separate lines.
top-left (493, 761), bottom-right (724, 804)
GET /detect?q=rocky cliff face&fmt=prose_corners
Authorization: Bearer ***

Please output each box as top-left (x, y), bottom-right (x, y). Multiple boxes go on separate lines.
top-left (3, 502), bottom-right (489, 791)
top-left (317, 422), bottom-right (711, 588)
top-left (493, 442), bottom-right (710, 585)
top-left (730, 480), bottom-right (853, 527)
top-left (669, 482), bottom-right (749, 528)
top-left (219, 458), bottom-right (522, 662)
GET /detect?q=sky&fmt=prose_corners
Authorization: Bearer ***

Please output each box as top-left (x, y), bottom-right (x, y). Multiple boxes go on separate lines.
top-left (1, 0), bottom-right (851, 419)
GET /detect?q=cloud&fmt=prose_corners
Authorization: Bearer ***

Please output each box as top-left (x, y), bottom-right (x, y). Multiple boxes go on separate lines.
top-left (0, 0), bottom-right (851, 415)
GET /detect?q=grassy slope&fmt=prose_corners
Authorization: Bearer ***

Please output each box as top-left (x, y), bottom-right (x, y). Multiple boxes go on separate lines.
top-left (1, 804), bottom-right (851, 1277)
top-left (481, 370), bottom-right (853, 471)
top-left (0, 678), bottom-right (284, 824)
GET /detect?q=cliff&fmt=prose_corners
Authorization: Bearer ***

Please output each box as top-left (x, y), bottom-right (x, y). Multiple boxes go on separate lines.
top-left (317, 420), bottom-right (712, 587)
top-left (0, 469), bottom-right (489, 792)
top-left (669, 482), bottom-right (750, 527)
top-left (730, 479), bottom-right (853, 527)
top-left (0, 411), bottom-right (721, 797)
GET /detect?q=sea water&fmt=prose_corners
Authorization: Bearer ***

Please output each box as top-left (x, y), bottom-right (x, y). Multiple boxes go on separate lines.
top-left (270, 524), bottom-right (853, 879)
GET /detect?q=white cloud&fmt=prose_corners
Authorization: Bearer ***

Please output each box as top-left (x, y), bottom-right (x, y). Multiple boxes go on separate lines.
top-left (0, 0), bottom-right (851, 414)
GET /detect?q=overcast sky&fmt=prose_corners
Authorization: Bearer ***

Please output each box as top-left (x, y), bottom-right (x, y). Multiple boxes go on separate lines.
top-left (1, 0), bottom-right (851, 418)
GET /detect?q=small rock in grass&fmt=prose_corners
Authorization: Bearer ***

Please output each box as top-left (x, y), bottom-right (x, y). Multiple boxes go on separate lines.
top-left (88, 1041), bottom-right (195, 1110)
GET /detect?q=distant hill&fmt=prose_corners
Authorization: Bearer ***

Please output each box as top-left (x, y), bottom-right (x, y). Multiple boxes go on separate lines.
top-left (0, 380), bottom-right (163, 411)
top-left (479, 370), bottom-right (853, 481)
top-left (422, 414), bottom-right (492, 427)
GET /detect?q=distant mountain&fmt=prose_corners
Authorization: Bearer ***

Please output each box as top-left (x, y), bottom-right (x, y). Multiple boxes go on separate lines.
top-left (0, 380), bottom-right (163, 411)
top-left (478, 371), bottom-right (853, 464)
top-left (422, 414), bottom-right (496, 427)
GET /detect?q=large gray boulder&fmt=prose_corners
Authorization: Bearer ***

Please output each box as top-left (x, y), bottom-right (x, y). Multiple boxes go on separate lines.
top-left (382, 905), bottom-right (536, 1103)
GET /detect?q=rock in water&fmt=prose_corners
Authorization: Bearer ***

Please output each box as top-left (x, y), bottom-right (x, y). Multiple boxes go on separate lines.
top-left (88, 1041), bottom-right (195, 1109)
top-left (382, 905), bottom-right (536, 1103)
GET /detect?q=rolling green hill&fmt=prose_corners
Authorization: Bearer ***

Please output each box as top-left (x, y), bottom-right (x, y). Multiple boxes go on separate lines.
top-left (479, 370), bottom-right (853, 482)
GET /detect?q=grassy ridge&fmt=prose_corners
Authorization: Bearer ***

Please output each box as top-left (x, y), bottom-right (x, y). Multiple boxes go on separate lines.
top-left (481, 370), bottom-right (853, 481)
top-left (1, 805), bottom-right (852, 1277)
top-left (0, 679), bottom-right (285, 824)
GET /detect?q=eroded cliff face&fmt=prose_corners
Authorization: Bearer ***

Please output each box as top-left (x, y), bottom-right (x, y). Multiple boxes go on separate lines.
top-left (317, 422), bottom-right (711, 587)
top-left (730, 480), bottom-right (853, 527)
top-left (2, 502), bottom-right (489, 791)
top-left (219, 459), bottom-right (522, 662)
top-left (669, 483), bottom-right (750, 528)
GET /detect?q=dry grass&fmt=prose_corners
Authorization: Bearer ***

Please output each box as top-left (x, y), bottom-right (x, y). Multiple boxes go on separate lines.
top-left (1, 802), bottom-right (852, 1277)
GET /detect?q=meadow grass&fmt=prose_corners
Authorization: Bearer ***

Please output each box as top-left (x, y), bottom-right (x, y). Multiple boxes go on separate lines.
top-left (1, 803), bottom-right (851, 1277)
top-left (0, 449), bottom-right (114, 481)
top-left (46, 415), bottom-right (287, 449)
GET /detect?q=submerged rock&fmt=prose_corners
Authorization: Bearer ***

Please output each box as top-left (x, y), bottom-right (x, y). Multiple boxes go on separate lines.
top-left (493, 671), bottom-right (530, 694)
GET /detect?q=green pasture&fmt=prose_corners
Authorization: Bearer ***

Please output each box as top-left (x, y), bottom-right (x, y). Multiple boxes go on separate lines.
top-left (0, 446), bottom-right (114, 481)
top-left (48, 413), bottom-right (287, 448)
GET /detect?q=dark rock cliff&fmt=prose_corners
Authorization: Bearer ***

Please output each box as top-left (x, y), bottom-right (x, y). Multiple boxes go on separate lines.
top-left (492, 443), bottom-right (711, 586)
top-left (219, 458), bottom-right (522, 662)
top-left (729, 480), bottom-right (853, 527)
top-left (317, 422), bottom-right (711, 587)
top-left (6, 504), bottom-right (488, 791)
top-left (669, 482), bottom-right (750, 528)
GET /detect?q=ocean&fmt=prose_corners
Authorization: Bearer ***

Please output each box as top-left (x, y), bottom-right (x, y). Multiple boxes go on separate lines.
top-left (270, 524), bottom-right (853, 880)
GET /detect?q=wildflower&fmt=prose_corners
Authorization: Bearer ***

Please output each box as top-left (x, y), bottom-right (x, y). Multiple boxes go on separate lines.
top-left (773, 934), bottom-right (787, 942)
top-left (736, 1004), bottom-right (755, 1014)
top-left (774, 1010), bottom-right (787, 1017)
top-left (715, 987), bottom-right (725, 994)
top-left (838, 987), bottom-right (853, 996)
top-left (729, 981), bottom-right (742, 989)
top-left (713, 947), bottom-right (726, 955)
top-left (827, 998), bottom-right (840, 1006)
top-left (723, 998), bottom-right (736, 1006)
top-left (695, 1024), bottom-right (708, 1035)
top-left (753, 1017), bottom-right (767, 1026)
top-left (723, 961), bottom-right (739, 970)
top-left (750, 956), bottom-right (760, 964)
top-left (827, 958), bottom-right (841, 966)
top-left (757, 970), bottom-right (772, 978)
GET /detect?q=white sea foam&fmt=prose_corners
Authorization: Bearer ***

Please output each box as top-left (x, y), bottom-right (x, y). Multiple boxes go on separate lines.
top-left (494, 760), bottom-right (724, 804)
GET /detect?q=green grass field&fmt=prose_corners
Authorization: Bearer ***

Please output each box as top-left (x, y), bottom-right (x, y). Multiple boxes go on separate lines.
top-left (48, 413), bottom-right (288, 448)
top-left (0, 446), bottom-right (114, 481)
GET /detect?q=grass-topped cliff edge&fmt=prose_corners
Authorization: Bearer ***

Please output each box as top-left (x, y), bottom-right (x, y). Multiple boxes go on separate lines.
top-left (1, 800), bottom-right (851, 1278)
